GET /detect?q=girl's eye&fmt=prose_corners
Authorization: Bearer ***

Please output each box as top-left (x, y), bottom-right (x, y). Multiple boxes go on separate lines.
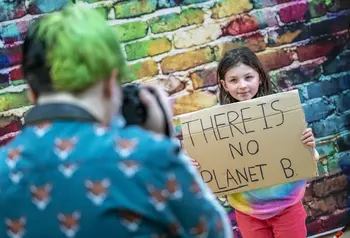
top-left (230, 78), bottom-right (237, 83)
top-left (245, 76), bottom-right (253, 80)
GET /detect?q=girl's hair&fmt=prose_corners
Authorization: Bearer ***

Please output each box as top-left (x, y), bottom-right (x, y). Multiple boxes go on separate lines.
top-left (217, 47), bottom-right (277, 105)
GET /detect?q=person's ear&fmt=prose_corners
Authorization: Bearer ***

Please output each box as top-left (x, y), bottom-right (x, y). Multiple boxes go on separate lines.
top-left (220, 79), bottom-right (228, 91)
top-left (103, 69), bottom-right (118, 100)
top-left (27, 87), bottom-right (37, 104)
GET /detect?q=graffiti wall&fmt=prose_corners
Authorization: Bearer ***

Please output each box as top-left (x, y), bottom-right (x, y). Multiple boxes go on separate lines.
top-left (1, 0), bottom-right (350, 236)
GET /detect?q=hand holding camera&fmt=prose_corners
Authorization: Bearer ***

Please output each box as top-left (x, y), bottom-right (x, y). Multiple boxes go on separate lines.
top-left (122, 84), bottom-right (173, 137)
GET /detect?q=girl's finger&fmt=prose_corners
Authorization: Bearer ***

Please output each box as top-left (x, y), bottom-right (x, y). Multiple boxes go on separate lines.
top-left (191, 161), bottom-right (200, 168)
top-left (301, 132), bottom-right (313, 140)
top-left (302, 128), bottom-right (312, 135)
top-left (302, 137), bottom-right (314, 143)
top-left (302, 130), bottom-right (312, 136)
top-left (306, 142), bottom-right (315, 148)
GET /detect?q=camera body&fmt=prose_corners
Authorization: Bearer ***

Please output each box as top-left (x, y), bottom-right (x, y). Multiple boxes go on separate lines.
top-left (121, 84), bottom-right (148, 126)
top-left (121, 84), bottom-right (171, 137)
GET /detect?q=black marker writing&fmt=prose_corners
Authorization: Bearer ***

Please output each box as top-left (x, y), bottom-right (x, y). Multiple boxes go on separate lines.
top-left (280, 158), bottom-right (294, 178)
top-left (271, 100), bottom-right (284, 127)
top-left (257, 102), bottom-right (273, 130)
top-left (227, 111), bottom-right (243, 136)
top-left (214, 113), bottom-right (229, 140)
top-left (181, 119), bottom-right (199, 147)
top-left (200, 116), bottom-right (217, 143)
top-left (241, 107), bottom-right (255, 134)
top-left (229, 140), bottom-right (260, 160)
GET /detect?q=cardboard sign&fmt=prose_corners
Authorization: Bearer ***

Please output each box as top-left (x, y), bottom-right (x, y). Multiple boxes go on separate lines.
top-left (180, 90), bottom-right (318, 197)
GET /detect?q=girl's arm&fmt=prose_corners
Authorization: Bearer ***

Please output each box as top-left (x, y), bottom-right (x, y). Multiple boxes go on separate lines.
top-left (301, 128), bottom-right (320, 162)
top-left (313, 147), bottom-right (320, 161)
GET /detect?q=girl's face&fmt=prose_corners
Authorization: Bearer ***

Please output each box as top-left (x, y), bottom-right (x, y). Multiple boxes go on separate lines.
top-left (220, 63), bottom-right (261, 101)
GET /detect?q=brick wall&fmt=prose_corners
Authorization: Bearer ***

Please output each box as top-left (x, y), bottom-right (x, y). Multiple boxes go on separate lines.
top-left (0, 0), bottom-right (350, 236)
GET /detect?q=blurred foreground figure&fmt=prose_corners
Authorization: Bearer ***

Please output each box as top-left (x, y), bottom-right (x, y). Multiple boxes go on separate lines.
top-left (0, 5), bottom-right (232, 238)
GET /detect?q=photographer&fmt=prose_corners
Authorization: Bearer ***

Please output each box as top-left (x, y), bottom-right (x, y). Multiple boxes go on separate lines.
top-left (0, 5), bottom-right (232, 238)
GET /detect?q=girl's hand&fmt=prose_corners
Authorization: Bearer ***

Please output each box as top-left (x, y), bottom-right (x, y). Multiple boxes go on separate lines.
top-left (301, 128), bottom-right (315, 148)
top-left (190, 158), bottom-right (200, 169)
top-left (181, 145), bottom-right (200, 169)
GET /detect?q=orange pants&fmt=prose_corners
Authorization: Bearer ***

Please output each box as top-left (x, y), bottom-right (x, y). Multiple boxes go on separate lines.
top-left (235, 201), bottom-right (307, 238)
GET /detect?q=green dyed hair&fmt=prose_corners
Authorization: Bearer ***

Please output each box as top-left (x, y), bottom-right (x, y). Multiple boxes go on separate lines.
top-left (36, 5), bottom-right (128, 93)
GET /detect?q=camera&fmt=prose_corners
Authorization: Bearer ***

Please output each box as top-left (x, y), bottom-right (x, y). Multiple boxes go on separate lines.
top-left (121, 84), bottom-right (148, 126)
top-left (121, 84), bottom-right (171, 137)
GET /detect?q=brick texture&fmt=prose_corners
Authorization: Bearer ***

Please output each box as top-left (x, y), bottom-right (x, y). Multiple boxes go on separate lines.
top-left (0, 20), bottom-right (30, 45)
top-left (0, 0), bottom-right (350, 237)
top-left (128, 60), bottom-right (159, 80)
top-left (279, 1), bottom-right (309, 23)
top-left (150, 8), bottom-right (205, 34)
top-left (0, 46), bottom-right (23, 70)
top-left (190, 67), bottom-right (218, 89)
top-left (113, 21), bottom-right (148, 43)
top-left (308, 0), bottom-right (328, 18)
top-left (211, 0), bottom-right (253, 19)
top-left (257, 49), bottom-right (293, 71)
top-left (114, 0), bottom-right (157, 19)
top-left (174, 24), bottom-right (222, 49)
top-left (0, 0), bottom-right (26, 21)
top-left (224, 14), bottom-right (259, 36)
top-left (160, 47), bottom-right (214, 73)
top-left (0, 91), bottom-right (30, 112)
top-left (271, 62), bottom-right (323, 89)
top-left (267, 23), bottom-right (309, 47)
top-left (125, 37), bottom-right (172, 60)
top-left (297, 40), bottom-right (337, 62)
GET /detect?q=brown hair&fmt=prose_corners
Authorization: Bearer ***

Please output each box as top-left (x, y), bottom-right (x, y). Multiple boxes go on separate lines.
top-left (217, 47), bottom-right (278, 105)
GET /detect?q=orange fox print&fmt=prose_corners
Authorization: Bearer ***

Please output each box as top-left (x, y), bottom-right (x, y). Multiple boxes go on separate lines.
top-left (117, 160), bottom-right (140, 177)
top-left (191, 180), bottom-right (202, 198)
top-left (216, 219), bottom-right (224, 233)
top-left (54, 137), bottom-right (78, 160)
top-left (147, 185), bottom-right (167, 211)
top-left (58, 212), bottom-right (80, 238)
top-left (5, 217), bottom-right (26, 238)
top-left (114, 137), bottom-right (138, 158)
top-left (85, 179), bottom-right (110, 206)
top-left (166, 173), bottom-right (182, 199)
top-left (33, 122), bottom-right (51, 137)
top-left (119, 210), bottom-right (142, 232)
top-left (9, 171), bottom-right (23, 184)
top-left (168, 222), bottom-right (182, 236)
top-left (150, 132), bottom-right (165, 142)
top-left (6, 147), bottom-right (22, 169)
top-left (191, 217), bottom-right (208, 238)
top-left (93, 124), bottom-right (108, 136)
top-left (30, 184), bottom-right (52, 210)
top-left (58, 163), bottom-right (78, 178)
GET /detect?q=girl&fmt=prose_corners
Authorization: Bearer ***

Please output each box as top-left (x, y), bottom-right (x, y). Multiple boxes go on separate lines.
top-left (190, 47), bottom-right (319, 238)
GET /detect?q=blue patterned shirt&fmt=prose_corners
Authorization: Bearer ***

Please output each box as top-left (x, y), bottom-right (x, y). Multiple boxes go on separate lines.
top-left (0, 108), bottom-right (232, 238)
